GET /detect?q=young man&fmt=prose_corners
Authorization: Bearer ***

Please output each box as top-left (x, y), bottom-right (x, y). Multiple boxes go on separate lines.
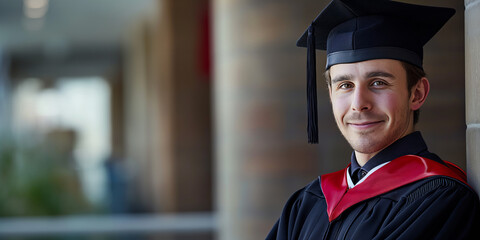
top-left (266, 0), bottom-right (480, 239)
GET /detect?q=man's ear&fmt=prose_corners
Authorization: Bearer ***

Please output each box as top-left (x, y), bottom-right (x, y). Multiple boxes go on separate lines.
top-left (410, 77), bottom-right (430, 111)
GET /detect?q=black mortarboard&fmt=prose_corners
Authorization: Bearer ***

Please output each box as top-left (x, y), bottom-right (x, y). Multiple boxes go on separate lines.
top-left (297, 0), bottom-right (455, 143)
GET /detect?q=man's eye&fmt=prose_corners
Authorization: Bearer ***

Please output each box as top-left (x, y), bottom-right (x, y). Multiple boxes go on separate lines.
top-left (339, 83), bottom-right (353, 89)
top-left (371, 80), bottom-right (386, 86)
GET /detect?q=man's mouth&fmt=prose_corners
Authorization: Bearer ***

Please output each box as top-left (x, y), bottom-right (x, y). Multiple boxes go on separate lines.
top-left (347, 121), bottom-right (384, 129)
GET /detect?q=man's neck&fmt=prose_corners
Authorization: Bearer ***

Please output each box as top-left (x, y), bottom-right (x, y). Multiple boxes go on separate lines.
top-left (354, 128), bottom-right (416, 167)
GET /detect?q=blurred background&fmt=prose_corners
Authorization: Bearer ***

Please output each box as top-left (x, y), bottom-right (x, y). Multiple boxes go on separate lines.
top-left (0, 0), bottom-right (466, 239)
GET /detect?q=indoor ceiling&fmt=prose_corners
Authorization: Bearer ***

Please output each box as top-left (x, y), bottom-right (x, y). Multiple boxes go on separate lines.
top-left (0, 0), bottom-right (155, 54)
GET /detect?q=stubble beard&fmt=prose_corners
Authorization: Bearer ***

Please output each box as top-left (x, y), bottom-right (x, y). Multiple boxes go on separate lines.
top-left (341, 109), bottom-right (412, 155)
top-left (347, 129), bottom-right (397, 154)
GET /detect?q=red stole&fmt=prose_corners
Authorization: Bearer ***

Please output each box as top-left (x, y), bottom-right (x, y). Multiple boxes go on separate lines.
top-left (321, 155), bottom-right (468, 222)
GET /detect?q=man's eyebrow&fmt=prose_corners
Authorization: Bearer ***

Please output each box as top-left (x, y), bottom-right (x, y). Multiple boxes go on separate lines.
top-left (331, 74), bottom-right (353, 84)
top-left (365, 71), bottom-right (395, 79)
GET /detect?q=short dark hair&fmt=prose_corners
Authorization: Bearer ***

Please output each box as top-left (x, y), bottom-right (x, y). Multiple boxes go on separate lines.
top-left (323, 61), bottom-right (425, 124)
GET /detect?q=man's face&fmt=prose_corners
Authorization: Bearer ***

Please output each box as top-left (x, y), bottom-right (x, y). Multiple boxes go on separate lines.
top-left (328, 59), bottom-right (414, 155)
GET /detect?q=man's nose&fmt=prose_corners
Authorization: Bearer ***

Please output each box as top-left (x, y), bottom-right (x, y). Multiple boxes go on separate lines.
top-left (351, 86), bottom-right (372, 111)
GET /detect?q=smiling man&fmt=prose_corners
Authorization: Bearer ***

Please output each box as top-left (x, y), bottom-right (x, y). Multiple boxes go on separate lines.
top-left (266, 0), bottom-right (480, 239)
top-left (329, 59), bottom-right (422, 166)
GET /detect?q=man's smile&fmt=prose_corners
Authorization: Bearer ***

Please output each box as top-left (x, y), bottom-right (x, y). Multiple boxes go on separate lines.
top-left (347, 120), bottom-right (385, 130)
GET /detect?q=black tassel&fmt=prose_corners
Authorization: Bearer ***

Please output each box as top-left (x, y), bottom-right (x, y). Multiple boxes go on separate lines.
top-left (307, 24), bottom-right (318, 144)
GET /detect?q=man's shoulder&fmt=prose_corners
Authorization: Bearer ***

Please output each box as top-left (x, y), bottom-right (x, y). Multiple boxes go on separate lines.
top-left (381, 175), bottom-right (479, 203)
top-left (412, 175), bottom-right (477, 197)
top-left (275, 178), bottom-right (327, 219)
top-left (287, 178), bottom-right (325, 202)
top-left (281, 178), bottom-right (327, 207)
top-left (386, 155), bottom-right (477, 198)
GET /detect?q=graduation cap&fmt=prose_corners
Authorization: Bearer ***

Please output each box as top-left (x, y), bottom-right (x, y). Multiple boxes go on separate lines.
top-left (297, 0), bottom-right (455, 144)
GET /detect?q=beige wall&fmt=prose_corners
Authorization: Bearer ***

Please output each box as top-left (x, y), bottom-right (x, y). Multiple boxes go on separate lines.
top-left (466, 0), bottom-right (480, 193)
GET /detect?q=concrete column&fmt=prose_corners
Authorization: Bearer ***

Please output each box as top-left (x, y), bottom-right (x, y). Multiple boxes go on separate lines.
top-left (123, 0), bottom-right (213, 214)
top-left (213, 0), bottom-right (347, 239)
top-left (465, 0), bottom-right (480, 193)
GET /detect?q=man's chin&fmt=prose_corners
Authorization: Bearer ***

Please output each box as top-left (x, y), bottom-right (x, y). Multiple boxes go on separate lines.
top-left (348, 138), bottom-right (386, 155)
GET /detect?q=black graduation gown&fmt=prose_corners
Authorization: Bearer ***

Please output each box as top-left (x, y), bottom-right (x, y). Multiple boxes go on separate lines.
top-left (266, 156), bottom-right (480, 240)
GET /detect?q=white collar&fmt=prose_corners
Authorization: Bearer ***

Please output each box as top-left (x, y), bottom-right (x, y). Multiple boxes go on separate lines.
top-left (347, 161), bottom-right (391, 189)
